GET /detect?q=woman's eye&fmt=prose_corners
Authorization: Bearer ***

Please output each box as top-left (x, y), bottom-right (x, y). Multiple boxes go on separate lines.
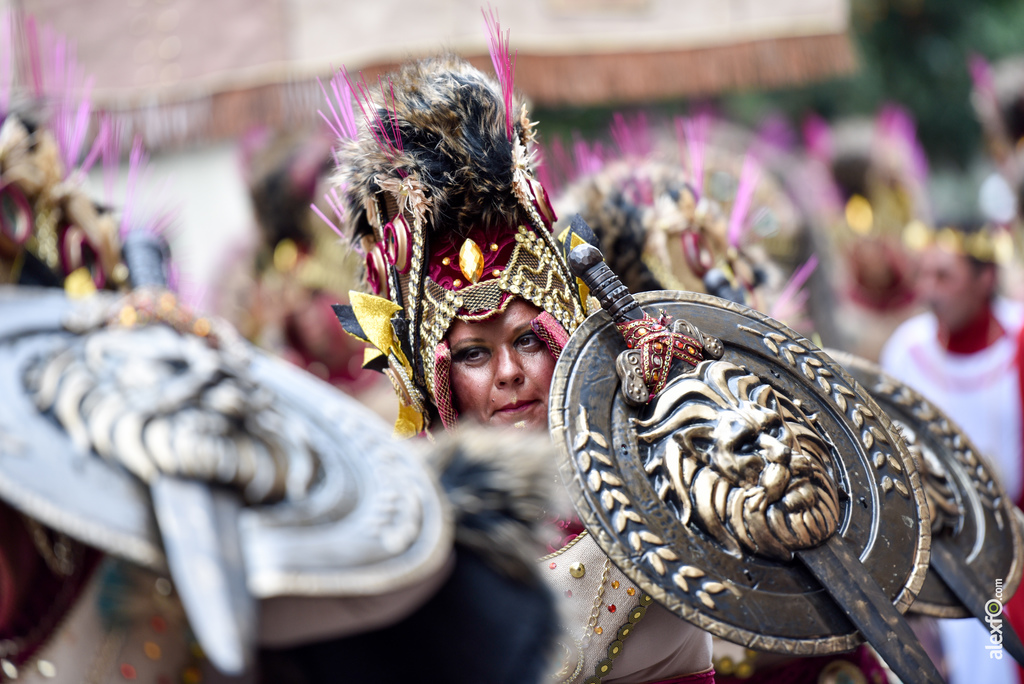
top-left (454, 347), bottom-right (489, 365)
top-left (515, 332), bottom-right (543, 352)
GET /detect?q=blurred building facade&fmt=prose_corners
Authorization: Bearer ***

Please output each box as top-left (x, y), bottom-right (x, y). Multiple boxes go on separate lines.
top-left (2, 0), bottom-right (854, 309)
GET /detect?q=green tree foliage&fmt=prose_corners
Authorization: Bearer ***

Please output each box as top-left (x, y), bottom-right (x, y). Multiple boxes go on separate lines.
top-left (723, 0), bottom-right (1024, 167)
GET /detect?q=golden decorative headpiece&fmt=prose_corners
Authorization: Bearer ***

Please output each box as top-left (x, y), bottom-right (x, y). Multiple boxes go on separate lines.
top-left (902, 220), bottom-right (1014, 265)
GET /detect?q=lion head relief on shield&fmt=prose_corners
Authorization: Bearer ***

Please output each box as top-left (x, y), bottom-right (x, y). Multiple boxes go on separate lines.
top-left (891, 419), bottom-right (963, 536)
top-left (634, 360), bottom-right (841, 561)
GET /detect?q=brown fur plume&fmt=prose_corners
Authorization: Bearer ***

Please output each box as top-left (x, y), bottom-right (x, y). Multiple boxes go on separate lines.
top-left (334, 55), bottom-right (533, 241)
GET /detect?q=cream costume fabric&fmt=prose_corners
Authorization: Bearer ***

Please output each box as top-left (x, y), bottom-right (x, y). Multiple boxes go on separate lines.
top-left (542, 532), bottom-right (713, 683)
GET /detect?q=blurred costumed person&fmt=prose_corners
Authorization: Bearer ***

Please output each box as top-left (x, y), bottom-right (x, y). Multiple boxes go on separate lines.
top-left (210, 127), bottom-right (388, 398)
top-left (319, 16), bottom-right (714, 683)
top-left (551, 115), bottom-right (893, 684)
top-left (788, 107), bottom-right (929, 359)
top-left (0, 12), bottom-right (211, 682)
top-left (547, 111), bottom-right (814, 331)
top-left (881, 221), bottom-right (1020, 684)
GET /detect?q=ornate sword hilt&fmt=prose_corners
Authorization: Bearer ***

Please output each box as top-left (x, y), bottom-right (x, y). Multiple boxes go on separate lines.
top-left (122, 231), bottom-right (170, 289)
top-left (567, 216), bottom-right (644, 324)
top-left (565, 214), bottom-right (722, 406)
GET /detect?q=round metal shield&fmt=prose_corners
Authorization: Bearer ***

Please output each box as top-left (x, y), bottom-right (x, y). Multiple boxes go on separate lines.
top-left (549, 291), bottom-right (930, 655)
top-left (828, 349), bottom-right (1024, 618)
top-left (0, 286), bottom-right (451, 597)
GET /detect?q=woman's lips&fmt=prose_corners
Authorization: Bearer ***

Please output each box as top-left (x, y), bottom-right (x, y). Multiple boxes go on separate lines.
top-left (496, 399), bottom-right (538, 414)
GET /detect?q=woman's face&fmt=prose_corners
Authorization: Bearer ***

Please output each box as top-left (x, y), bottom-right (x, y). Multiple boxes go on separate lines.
top-left (447, 299), bottom-right (555, 431)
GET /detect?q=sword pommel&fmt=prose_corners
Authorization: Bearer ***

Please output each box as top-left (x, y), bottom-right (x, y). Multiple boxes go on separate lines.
top-left (567, 216), bottom-right (643, 323)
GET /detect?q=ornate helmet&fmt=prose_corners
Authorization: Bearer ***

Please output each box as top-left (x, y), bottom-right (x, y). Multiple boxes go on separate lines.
top-left (0, 108), bottom-right (129, 292)
top-left (551, 115), bottom-right (807, 321)
top-left (325, 22), bottom-right (586, 437)
top-left (0, 14), bottom-right (169, 296)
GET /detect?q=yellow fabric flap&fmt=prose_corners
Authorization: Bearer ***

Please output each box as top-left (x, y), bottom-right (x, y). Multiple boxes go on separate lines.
top-left (363, 347), bottom-right (385, 367)
top-left (557, 227), bottom-right (592, 307)
top-left (394, 402), bottom-right (425, 439)
top-left (349, 290), bottom-right (403, 354)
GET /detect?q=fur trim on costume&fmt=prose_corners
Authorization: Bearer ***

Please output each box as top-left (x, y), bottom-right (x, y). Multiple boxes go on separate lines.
top-left (427, 427), bottom-right (570, 584)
